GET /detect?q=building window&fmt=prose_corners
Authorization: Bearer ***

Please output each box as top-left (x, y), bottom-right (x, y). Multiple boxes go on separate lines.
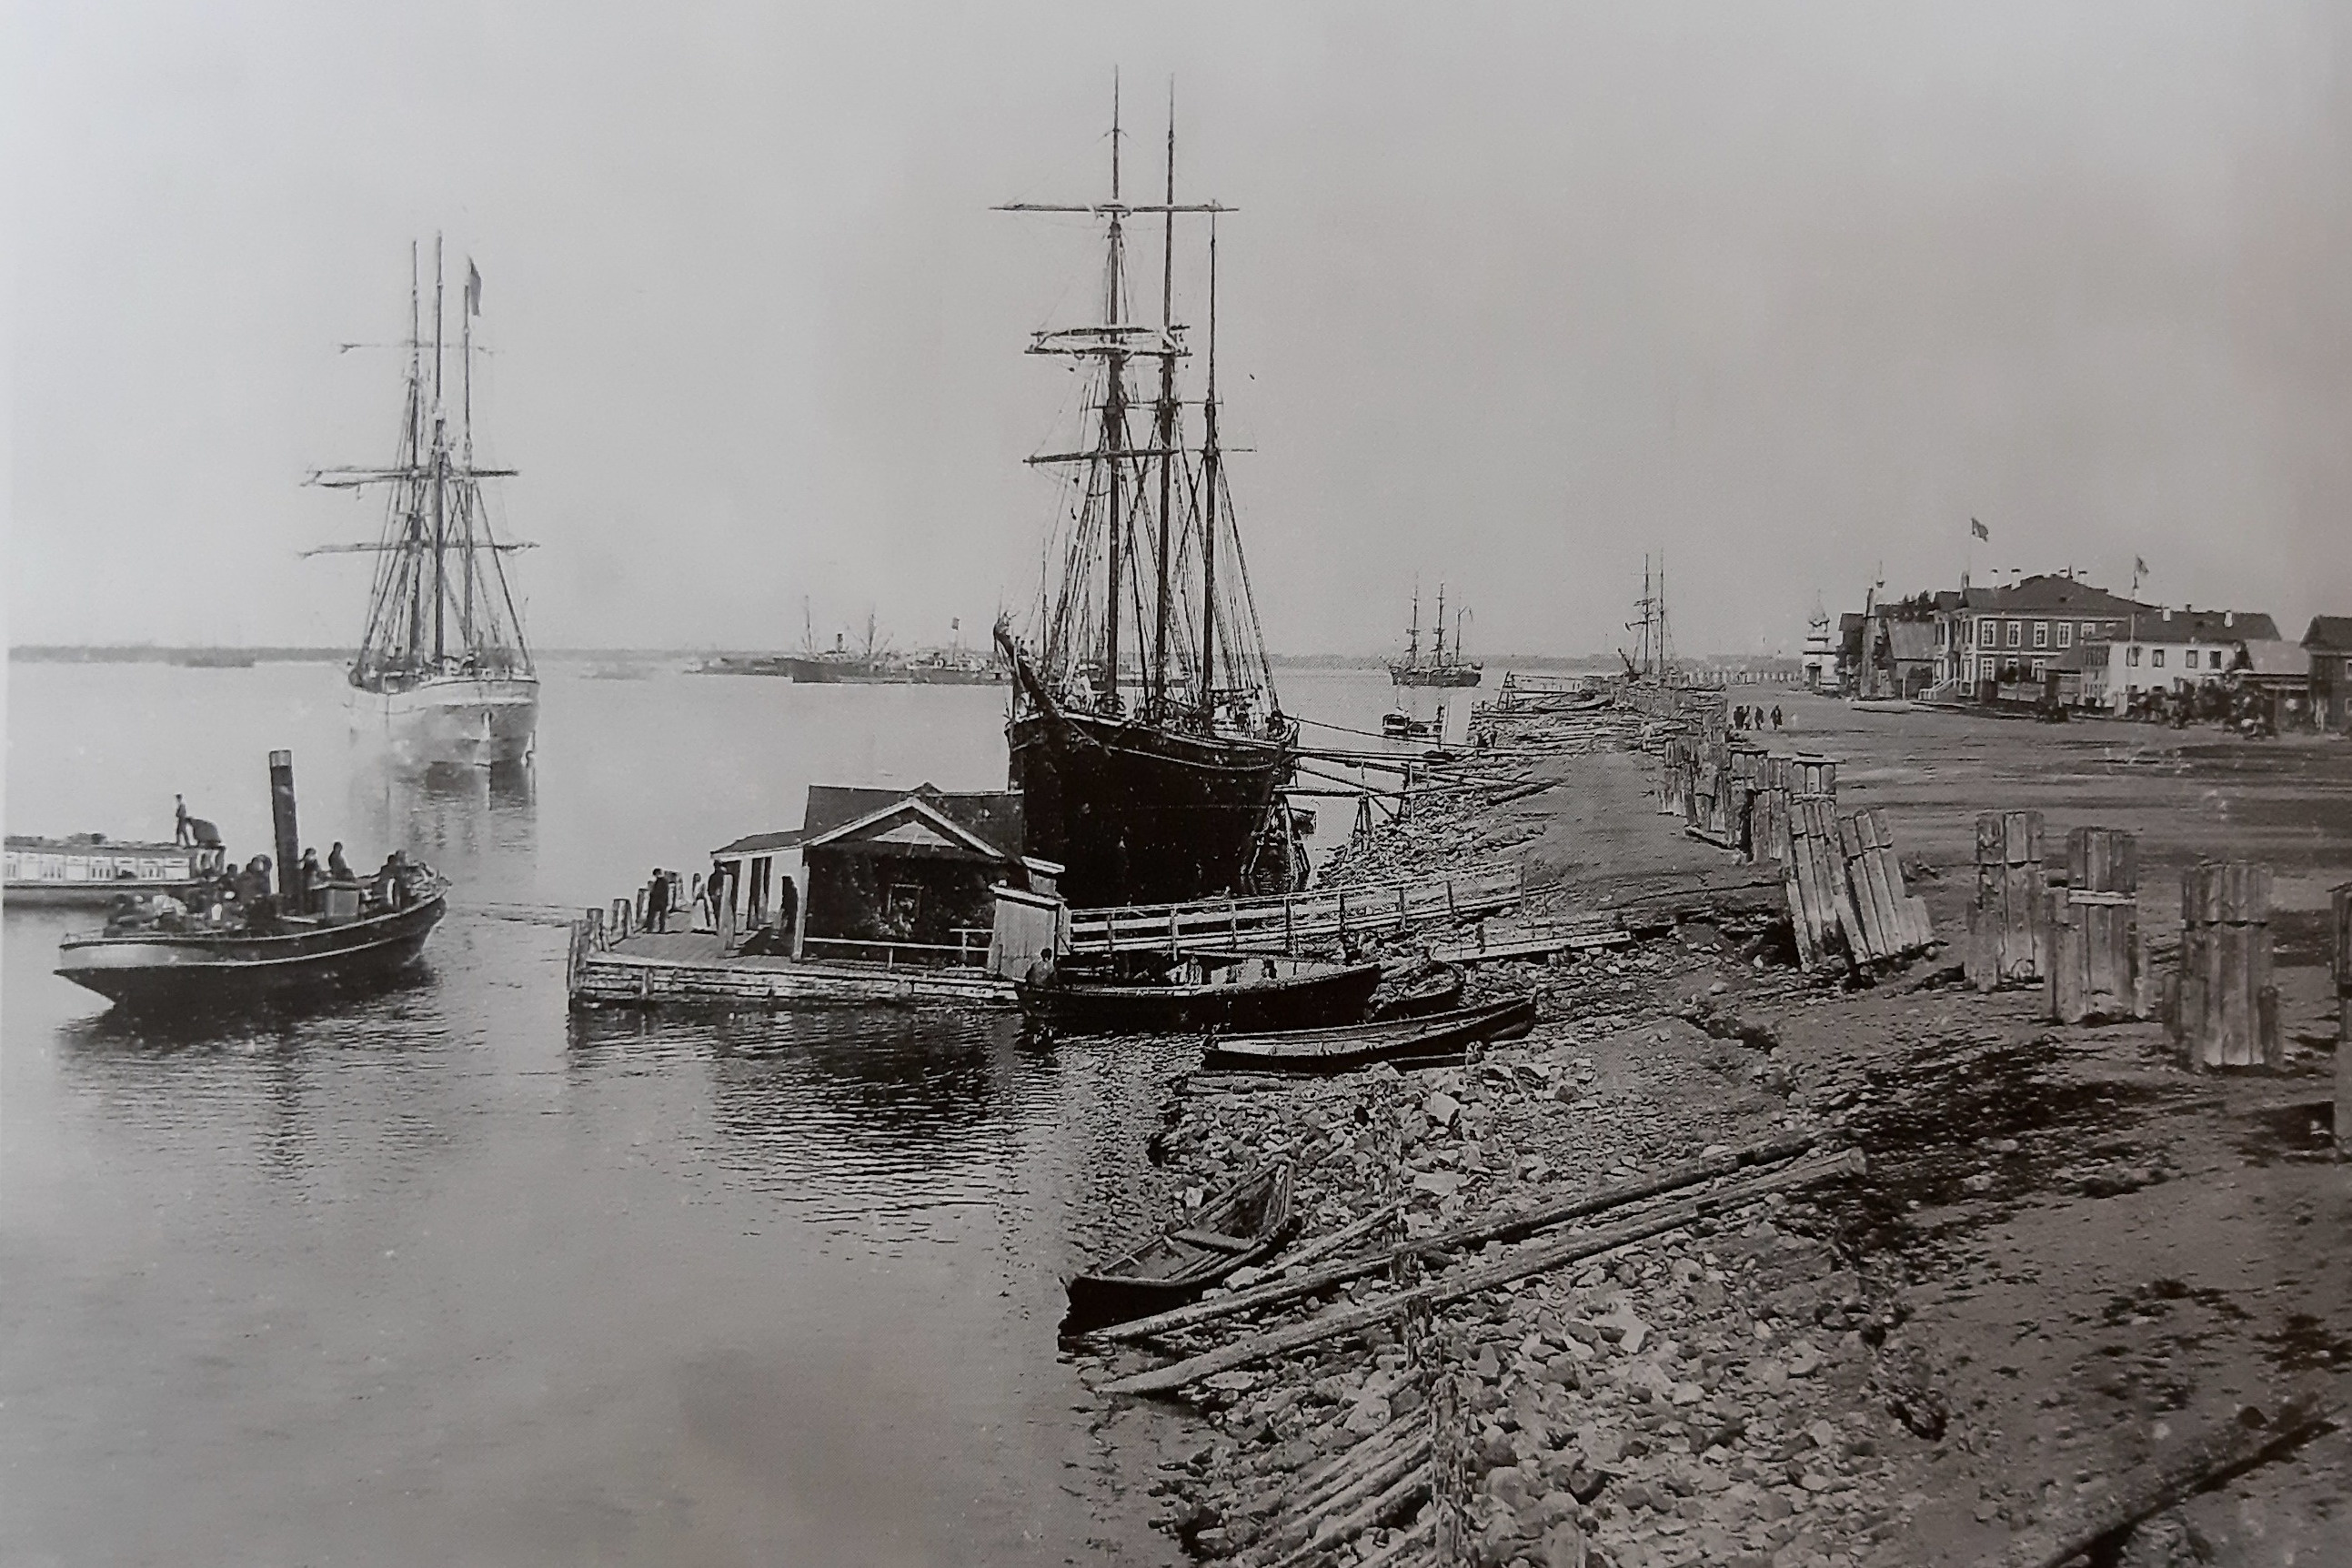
top-left (2033, 622), bottom-right (2049, 648)
top-left (2127, 646), bottom-right (2142, 667)
top-left (2032, 659), bottom-right (2047, 678)
top-left (2005, 621), bottom-right (2021, 648)
top-left (2152, 648), bottom-right (2166, 668)
top-left (2208, 650), bottom-right (2223, 670)
top-left (2057, 623), bottom-right (2073, 648)
top-left (1979, 618), bottom-right (1995, 647)
top-left (2083, 622), bottom-right (2099, 639)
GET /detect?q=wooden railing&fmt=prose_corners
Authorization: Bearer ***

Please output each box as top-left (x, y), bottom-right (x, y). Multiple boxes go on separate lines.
top-left (1067, 866), bottom-right (1524, 956)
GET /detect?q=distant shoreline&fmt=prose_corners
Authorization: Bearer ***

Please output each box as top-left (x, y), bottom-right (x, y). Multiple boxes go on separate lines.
top-left (11, 645), bottom-right (1801, 671)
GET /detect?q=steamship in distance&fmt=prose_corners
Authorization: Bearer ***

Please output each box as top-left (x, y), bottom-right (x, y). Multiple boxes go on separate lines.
top-left (992, 86), bottom-right (1301, 910)
top-left (307, 238), bottom-right (538, 769)
top-left (696, 615), bottom-right (1008, 684)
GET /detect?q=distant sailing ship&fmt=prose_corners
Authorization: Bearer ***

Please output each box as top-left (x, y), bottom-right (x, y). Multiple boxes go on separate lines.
top-left (307, 238), bottom-right (538, 768)
top-left (1388, 583), bottom-right (1482, 688)
top-left (1618, 552), bottom-right (1674, 683)
top-left (992, 86), bottom-right (1298, 910)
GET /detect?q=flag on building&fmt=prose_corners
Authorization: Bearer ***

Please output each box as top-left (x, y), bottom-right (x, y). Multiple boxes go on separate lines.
top-left (1970, 518), bottom-right (1990, 541)
top-left (466, 260), bottom-right (483, 317)
top-left (2134, 555), bottom-right (2149, 578)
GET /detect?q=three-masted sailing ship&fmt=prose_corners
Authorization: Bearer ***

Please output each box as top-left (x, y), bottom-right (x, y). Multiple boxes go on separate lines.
top-left (993, 90), bottom-right (1298, 910)
top-left (1388, 583), bottom-right (1482, 688)
top-left (308, 238), bottom-right (538, 768)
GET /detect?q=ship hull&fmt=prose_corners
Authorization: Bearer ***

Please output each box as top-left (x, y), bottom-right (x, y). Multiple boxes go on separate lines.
top-left (1007, 710), bottom-right (1291, 910)
top-left (347, 675), bottom-right (538, 768)
top-left (55, 893), bottom-right (447, 1010)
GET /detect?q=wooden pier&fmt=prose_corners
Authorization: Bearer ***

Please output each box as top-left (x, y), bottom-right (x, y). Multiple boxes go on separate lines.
top-left (567, 924), bottom-right (1015, 1010)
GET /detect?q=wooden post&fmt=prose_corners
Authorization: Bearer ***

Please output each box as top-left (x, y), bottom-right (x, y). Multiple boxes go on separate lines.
top-left (2333, 883), bottom-right (2351, 1155)
top-left (2045, 828), bottom-right (2144, 1023)
top-left (2175, 861), bottom-right (2280, 1070)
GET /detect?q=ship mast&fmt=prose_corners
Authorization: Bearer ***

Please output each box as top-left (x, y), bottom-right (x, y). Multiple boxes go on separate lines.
top-left (1150, 84), bottom-right (1179, 720)
top-left (1434, 584), bottom-right (1447, 668)
top-left (1198, 211), bottom-right (1221, 706)
top-left (431, 234), bottom-right (447, 665)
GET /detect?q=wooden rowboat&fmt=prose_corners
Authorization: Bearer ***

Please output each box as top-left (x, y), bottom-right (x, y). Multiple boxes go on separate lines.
top-left (1367, 960), bottom-right (1464, 1021)
top-left (1016, 953), bottom-right (1382, 1035)
top-left (1201, 994), bottom-right (1538, 1074)
top-left (1063, 1161), bottom-right (1294, 1330)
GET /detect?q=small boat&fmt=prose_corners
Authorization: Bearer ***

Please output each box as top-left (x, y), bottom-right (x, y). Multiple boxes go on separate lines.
top-left (1016, 952), bottom-right (1382, 1035)
top-left (6, 834), bottom-right (228, 909)
top-left (1381, 710), bottom-right (1435, 739)
top-left (1201, 995), bottom-right (1538, 1074)
top-left (56, 884), bottom-right (447, 1011)
top-left (1064, 1161), bottom-right (1294, 1330)
top-left (1367, 960), bottom-right (1465, 1021)
top-left (52, 749), bottom-right (447, 1012)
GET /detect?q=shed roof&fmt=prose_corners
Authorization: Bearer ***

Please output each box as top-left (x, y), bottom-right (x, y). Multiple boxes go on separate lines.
top-left (711, 783), bottom-right (1023, 863)
top-left (1885, 622), bottom-right (1938, 662)
top-left (2305, 616), bottom-right (2352, 651)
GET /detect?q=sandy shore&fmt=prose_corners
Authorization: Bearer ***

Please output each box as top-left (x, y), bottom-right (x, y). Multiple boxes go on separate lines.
top-left (1076, 688), bottom-right (2350, 1568)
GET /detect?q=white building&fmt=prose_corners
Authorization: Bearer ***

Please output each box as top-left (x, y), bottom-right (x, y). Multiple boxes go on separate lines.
top-left (2081, 608), bottom-right (2279, 713)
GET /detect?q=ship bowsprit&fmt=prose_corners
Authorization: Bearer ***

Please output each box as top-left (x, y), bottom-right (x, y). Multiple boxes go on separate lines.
top-left (1008, 709), bottom-right (1292, 910)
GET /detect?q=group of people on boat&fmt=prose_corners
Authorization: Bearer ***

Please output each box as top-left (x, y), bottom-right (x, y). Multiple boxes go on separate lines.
top-left (104, 835), bottom-right (435, 937)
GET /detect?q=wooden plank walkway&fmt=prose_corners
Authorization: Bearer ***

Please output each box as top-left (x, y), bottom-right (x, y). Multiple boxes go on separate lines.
top-left (1067, 866), bottom-right (1524, 955)
top-left (568, 922), bottom-right (1014, 1010)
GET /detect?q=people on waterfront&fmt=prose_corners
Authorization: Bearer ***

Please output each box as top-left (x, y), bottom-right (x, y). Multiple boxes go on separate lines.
top-left (1772, 705), bottom-right (1784, 729)
top-left (174, 794), bottom-right (192, 845)
top-left (298, 849), bottom-right (324, 913)
top-left (647, 868), bottom-right (671, 933)
top-left (327, 841), bottom-right (353, 881)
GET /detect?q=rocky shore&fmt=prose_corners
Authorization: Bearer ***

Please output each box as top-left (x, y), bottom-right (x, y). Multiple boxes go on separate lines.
top-left (1074, 692), bottom-right (2351, 1568)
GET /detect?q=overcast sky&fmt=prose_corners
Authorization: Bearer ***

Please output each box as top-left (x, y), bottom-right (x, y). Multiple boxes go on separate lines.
top-left (8, 2), bottom-right (2348, 657)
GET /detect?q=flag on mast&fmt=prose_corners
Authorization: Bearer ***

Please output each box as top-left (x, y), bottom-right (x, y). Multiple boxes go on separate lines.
top-left (1970, 518), bottom-right (1990, 541)
top-left (466, 260), bottom-right (482, 317)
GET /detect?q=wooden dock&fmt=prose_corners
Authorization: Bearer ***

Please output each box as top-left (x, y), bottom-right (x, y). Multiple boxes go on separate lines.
top-left (567, 925), bottom-right (1015, 1010)
top-left (1066, 866), bottom-right (1524, 956)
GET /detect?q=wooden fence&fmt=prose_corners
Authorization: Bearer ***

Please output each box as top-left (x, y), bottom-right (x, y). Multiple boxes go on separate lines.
top-left (2334, 883), bottom-right (2351, 1154)
top-left (1065, 866), bottom-right (1524, 956)
top-left (1965, 811), bottom-right (2046, 991)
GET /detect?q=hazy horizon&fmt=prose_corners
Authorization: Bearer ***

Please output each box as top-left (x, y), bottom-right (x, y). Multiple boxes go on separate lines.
top-left (11, 3), bottom-right (2350, 658)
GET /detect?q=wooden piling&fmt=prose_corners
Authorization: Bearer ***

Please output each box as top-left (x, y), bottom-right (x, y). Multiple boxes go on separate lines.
top-left (2172, 861), bottom-right (2280, 1070)
top-left (2334, 883), bottom-right (2351, 1156)
top-left (2044, 828), bottom-right (2147, 1023)
top-left (1965, 810), bottom-right (2045, 991)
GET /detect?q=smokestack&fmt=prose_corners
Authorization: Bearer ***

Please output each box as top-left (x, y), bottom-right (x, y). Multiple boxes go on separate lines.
top-left (269, 750), bottom-right (300, 901)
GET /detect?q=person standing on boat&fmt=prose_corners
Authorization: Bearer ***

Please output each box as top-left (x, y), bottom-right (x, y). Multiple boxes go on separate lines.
top-left (297, 849), bottom-right (325, 913)
top-left (174, 795), bottom-right (192, 845)
top-left (327, 842), bottom-right (353, 882)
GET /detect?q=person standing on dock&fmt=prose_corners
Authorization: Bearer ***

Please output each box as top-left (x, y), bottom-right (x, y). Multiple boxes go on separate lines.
top-left (174, 795), bottom-right (192, 846)
top-left (647, 868), bottom-right (671, 933)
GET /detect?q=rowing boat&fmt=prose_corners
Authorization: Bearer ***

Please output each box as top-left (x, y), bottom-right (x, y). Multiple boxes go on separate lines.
top-left (1063, 1161), bottom-right (1294, 1330)
top-left (1017, 953), bottom-right (1382, 1035)
top-left (1201, 995), bottom-right (1538, 1073)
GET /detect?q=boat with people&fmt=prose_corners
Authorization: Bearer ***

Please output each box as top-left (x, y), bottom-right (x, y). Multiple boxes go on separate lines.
top-left (992, 88), bottom-right (1301, 909)
top-left (1016, 950), bottom-right (1382, 1035)
top-left (53, 751), bottom-right (447, 1011)
top-left (1063, 1161), bottom-right (1294, 1330)
top-left (1200, 994), bottom-right (1538, 1074)
top-left (1389, 583), bottom-right (1482, 688)
top-left (309, 238), bottom-right (538, 769)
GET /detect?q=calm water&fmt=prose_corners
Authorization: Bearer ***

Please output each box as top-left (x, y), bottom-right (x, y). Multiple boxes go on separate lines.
top-left (2, 657), bottom-right (1453, 1565)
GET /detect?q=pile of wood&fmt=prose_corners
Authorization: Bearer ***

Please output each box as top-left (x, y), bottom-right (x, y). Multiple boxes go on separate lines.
top-left (2166, 860), bottom-right (2282, 1070)
top-left (1782, 802), bottom-right (1933, 973)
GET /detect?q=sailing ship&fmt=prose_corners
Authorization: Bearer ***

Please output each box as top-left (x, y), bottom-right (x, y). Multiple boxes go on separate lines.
top-left (991, 87), bottom-right (1298, 910)
top-left (1388, 584), bottom-right (1482, 688)
top-left (308, 238), bottom-right (538, 769)
top-left (1618, 552), bottom-right (1674, 683)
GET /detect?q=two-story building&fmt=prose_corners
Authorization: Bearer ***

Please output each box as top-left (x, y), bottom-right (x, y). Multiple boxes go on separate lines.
top-left (1938, 575), bottom-right (2149, 690)
top-left (2305, 617), bottom-right (2352, 732)
top-left (2096, 608), bottom-right (2279, 712)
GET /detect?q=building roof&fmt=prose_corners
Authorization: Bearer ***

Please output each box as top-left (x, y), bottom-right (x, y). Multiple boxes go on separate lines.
top-left (714, 784), bottom-right (1023, 863)
top-left (2305, 615), bottom-right (2352, 651)
top-left (1961, 574), bottom-right (2151, 619)
top-left (1885, 621), bottom-right (1939, 662)
top-left (2236, 639), bottom-right (2310, 678)
top-left (2121, 608), bottom-right (2279, 644)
